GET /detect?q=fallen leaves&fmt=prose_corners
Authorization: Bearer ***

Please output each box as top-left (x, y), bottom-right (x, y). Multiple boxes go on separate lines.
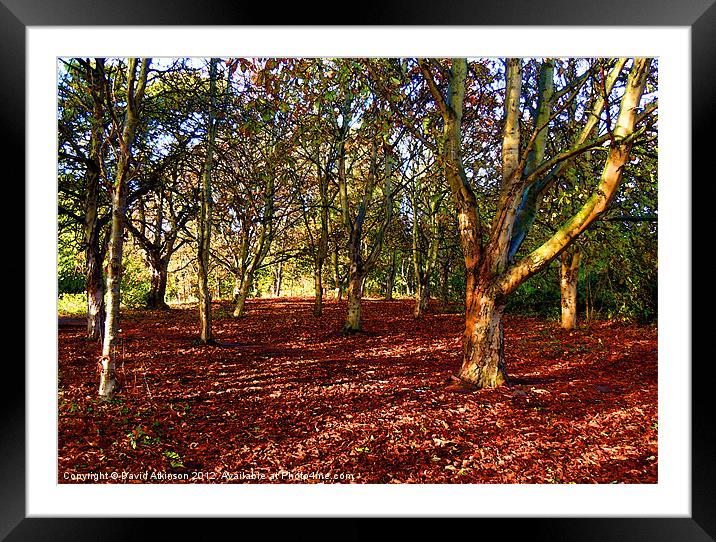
top-left (58, 298), bottom-right (657, 484)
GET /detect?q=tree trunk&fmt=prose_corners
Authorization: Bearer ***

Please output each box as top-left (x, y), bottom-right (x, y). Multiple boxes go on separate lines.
top-left (313, 153), bottom-right (330, 315)
top-left (414, 280), bottom-right (430, 318)
top-left (232, 274), bottom-right (241, 304)
top-left (313, 262), bottom-right (323, 316)
top-left (84, 58), bottom-right (106, 341)
top-left (99, 57), bottom-right (149, 400)
top-left (332, 244), bottom-right (343, 301)
top-left (99, 189), bottom-right (126, 398)
top-left (456, 286), bottom-right (508, 388)
top-left (147, 255), bottom-right (170, 310)
top-left (85, 244), bottom-right (105, 341)
top-left (233, 274), bottom-right (252, 317)
top-left (385, 252), bottom-right (396, 301)
top-left (560, 249), bottom-right (581, 330)
top-left (344, 269), bottom-right (363, 333)
top-left (439, 252), bottom-right (450, 303)
top-left (197, 58), bottom-right (219, 344)
top-left (196, 258), bottom-right (212, 341)
top-left (585, 268), bottom-right (594, 323)
top-left (400, 258), bottom-right (412, 296)
top-left (336, 120), bottom-right (391, 334)
top-left (274, 260), bottom-right (283, 297)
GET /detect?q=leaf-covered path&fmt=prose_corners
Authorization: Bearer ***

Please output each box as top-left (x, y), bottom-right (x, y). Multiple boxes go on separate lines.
top-left (58, 298), bottom-right (657, 484)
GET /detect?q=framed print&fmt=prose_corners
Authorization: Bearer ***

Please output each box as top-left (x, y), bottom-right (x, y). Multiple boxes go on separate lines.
top-left (7, 0), bottom-right (712, 539)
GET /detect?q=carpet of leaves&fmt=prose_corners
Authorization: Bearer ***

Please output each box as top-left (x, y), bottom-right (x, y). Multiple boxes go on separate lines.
top-left (58, 298), bottom-right (657, 484)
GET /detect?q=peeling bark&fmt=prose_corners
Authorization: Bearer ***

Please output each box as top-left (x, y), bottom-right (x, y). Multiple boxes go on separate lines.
top-left (457, 290), bottom-right (508, 388)
top-left (560, 249), bottom-right (582, 330)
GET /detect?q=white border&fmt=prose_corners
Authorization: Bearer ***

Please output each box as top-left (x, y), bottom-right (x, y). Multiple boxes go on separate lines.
top-left (27, 26), bottom-right (691, 517)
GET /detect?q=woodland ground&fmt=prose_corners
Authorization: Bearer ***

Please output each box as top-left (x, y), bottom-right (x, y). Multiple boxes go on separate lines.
top-left (58, 298), bottom-right (657, 484)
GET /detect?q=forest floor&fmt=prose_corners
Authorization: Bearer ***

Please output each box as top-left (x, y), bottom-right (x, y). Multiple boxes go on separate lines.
top-left (58, 298), bottom-right (658, 484)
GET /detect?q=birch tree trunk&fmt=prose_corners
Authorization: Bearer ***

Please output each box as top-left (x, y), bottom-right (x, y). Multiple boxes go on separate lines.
top-left (99, 58), bottom-right (149, 399)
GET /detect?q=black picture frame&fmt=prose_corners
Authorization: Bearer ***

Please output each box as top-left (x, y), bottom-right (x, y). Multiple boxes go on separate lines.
top-left (6, 1), bottom-right (710, 540)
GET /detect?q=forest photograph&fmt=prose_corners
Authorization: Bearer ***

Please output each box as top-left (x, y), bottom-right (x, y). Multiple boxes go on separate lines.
top-left (56, 56), bottom-right (658, 485)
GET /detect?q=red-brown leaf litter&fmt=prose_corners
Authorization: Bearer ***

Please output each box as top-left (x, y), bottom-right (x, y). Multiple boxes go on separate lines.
top-left (58, 298), bottom-right (657, 484)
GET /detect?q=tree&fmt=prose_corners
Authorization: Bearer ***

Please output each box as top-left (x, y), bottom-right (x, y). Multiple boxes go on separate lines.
top-left (211, 81), bottom-right (298, 316)
top-left (196, 58), bottom-right (220, 343)
top-left (337, 110), bottom-right (396, 332)
top-left (294, 104), bottom-right (339, 316)
top-left (408, 149), bottom-right (445, 318)
top-left (124, 60), bottom-right (206, 309)
top-left (125, 162), bottom-right (197, 309)
top-left (276, 58), bottom-right (343, 316)
top-left (528, 71), bottom-right (658, 329)
top-left (99, 57), bottom-right (150, 398)
top-left (295, 148), bottom-right (333, 315)
top-left (420, 57), bottom-right (654, 388)
top-left (330, 218), bottom-right (347, 301)
top-left (576, 142), bottom-right (658, 323)
top-left (58, 58), bottom-right (111, 340)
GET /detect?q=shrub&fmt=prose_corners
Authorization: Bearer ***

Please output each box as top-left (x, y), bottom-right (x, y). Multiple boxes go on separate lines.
top-left (506, 267), bottom-right (561, 319)
top-left (120, 249), bottom-right (151, 309)
top-left (58, 235), bottom-right (85, 294)
top-left (58, 293), bottom-right (87, 317)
